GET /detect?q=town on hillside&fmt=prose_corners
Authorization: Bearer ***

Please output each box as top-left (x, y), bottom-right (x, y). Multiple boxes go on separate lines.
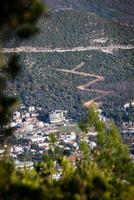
top-left (0, 103), bottom-right (134, 177)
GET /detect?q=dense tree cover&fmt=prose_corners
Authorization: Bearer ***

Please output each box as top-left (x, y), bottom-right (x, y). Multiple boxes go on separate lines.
top-left (0, 2), bottom-right (134, 199)
top-left (0, 0), bottom-right (47, 39)
top-left (104, 103), bottom-right (134, 125)
top-left (4, 10), bottom-right (133, 121)
top-left (4, 10), bottom-right (134, 48)
top-left (7, 47), bottom-right (134, 121)
top-left (0, 105), bottom-right (134, 200)
top-left (45, 0), bottom-right (134, 24)
top-left (0, 0), bottom-right (47, 143)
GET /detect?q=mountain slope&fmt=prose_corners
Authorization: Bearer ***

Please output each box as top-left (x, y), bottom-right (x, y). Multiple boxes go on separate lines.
top-left (4, 10), bottom-right (134, 48)
top-left (5, 10), bottom-right (134, 120)
top-left (45, 0), bottom-right (134, 24)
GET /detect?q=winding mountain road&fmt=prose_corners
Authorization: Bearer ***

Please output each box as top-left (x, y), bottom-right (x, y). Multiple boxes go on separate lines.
top-left (2, 44), bottom-right (133, 107)
top-left (52, 62), bottom-right (113, 107)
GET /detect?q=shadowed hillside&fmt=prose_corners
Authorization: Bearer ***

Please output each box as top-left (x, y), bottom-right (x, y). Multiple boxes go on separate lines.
top-left (45, 0), bottom-right (134, 24)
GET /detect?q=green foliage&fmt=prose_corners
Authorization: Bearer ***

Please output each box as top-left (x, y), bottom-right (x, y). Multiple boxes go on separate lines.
top-left (0, 2), bottom-right (134, 199)
top-left (45, 0), bottom-right (134, 24)
top-left (17, 24), bottom-right (39, 39)
top-left (0, 0), bottom-right (46, 39)
top-left (0, 0), bottom-right (47, 144)
top-left (1, 106), bottom-right (134, 199)
top-left (7, 10), bottom-right (134, 47)
top-left (49, 133), bottom-right (57, 146)
top-left (80, 141), bottom-right (90, 159)
top-left (87, 104), bottom-right (100, 127)
top-left (5, 9), bottom-right (134, 120)
top-left (78, 120), bottom-right (88, 133)
top-left (7, 55), bottom-right (21, 79)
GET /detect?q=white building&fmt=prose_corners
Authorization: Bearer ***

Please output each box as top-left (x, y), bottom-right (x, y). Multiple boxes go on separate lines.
top-left (49, 110), bottom-right (66, 124)
top-left (37, 121), bottom-right (44, 128)
top-left (23, 135), bottom-right (45, 143)
top-left (22, 122), bottom-right (33, 132)
top-left (13, 111), bottom-right (21, 119)
top-left (124, 101), bottom-right (134, 109)
top-left (28, 106), bottom-right (35, 112)
top-left (25, 112), bottom-right (30, 118)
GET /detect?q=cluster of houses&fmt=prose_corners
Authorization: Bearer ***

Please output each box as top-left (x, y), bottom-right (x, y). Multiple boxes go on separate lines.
top-left (121, 122), bottom-right (134, 159)
top-left (8, 127), bottom-right (98, 171)
top-left (1, 103), bottom-right (133, 173)
top-left (10, 105), bottom-right (70, 132)
top-left (0, 105), bottom-right (101, 171)
top-left (120, 101), bottom-right (134, 159)
top-left (11, 105), bottom-right (44, 131)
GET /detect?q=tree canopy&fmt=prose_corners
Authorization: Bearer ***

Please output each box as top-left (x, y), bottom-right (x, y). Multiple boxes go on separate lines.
top-left (0, 105), bottom-right (134, 200)
top-left (0, 1), bottom-right (134, 199)
top-left (0, 0), bottom-right (47, 144)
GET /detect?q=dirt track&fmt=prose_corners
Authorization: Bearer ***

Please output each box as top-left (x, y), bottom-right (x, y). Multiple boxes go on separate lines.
top-left (52, 63), bottom-right (113, 107)
top-left (1, 44), bottom-right (134, 53)
top-left (2, 44), bottom-right (133, 107)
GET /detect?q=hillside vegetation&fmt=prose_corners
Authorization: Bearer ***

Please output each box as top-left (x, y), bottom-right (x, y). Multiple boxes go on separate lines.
top-left (45, 0), bottom-right (134, 24)
top-left (4, 10), bottom-right (134, 48)
top-left (5, 10), bottom-right (134, 120)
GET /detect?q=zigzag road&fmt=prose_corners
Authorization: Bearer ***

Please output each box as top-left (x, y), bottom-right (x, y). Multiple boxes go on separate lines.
top-left (52, 63), bottom-right (113, 108)
top-left (2, 44), bottom-right (133, 107)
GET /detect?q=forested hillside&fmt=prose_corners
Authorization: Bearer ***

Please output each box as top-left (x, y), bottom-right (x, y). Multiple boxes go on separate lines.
top-left (4, 10), bottom-right (134, 120)
top-left (4, 10), bottom-right (134, 48)
top-left (45, 0), bottom-right (134, 24)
